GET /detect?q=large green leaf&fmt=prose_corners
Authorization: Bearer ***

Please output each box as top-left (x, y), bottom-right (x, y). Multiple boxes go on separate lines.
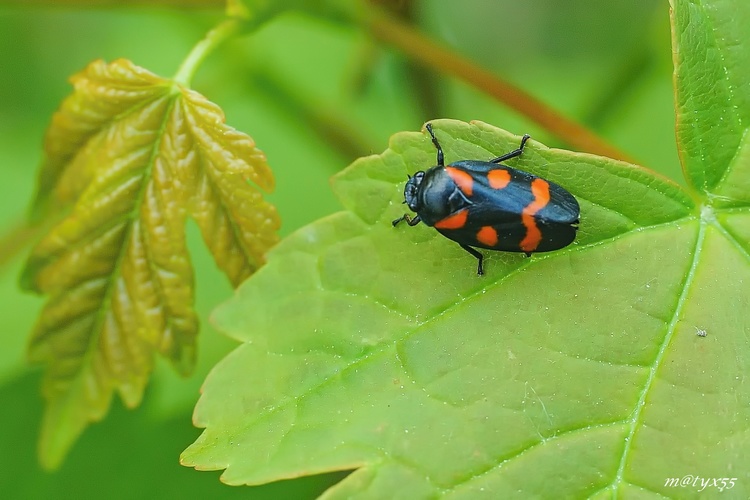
top-left (671, 0), bottom-right (750, 197)
top-left (23, 59), bottom-right (279, 469)
top-left (182, 0), bottom-right (750, 496)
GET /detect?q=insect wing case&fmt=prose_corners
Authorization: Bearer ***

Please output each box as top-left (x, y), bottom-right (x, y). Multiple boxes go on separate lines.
top-left (432, 161), bottom-right (579, 252)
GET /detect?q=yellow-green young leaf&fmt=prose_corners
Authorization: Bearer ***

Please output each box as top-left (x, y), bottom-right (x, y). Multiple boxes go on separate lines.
top-left (23, 58), bottom-right (279, 469)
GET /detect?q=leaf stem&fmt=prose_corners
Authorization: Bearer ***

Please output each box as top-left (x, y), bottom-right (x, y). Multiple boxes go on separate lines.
top-left (354, 4), bottom-right (638, 164)
top-left (0, 220), bottom-right (44, 271)
top-left (173, 18), bottom-right (242, 87)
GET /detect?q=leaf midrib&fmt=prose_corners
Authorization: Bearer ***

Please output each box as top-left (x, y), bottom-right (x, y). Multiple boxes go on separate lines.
top-left (51, 95), bottom-right (179, 415)
top-left (40, 89), bottom-right (170, 210)
top-left (184, 102), bottom-right (263, 280)
top-left (609, 212), bottom-right (705, 497)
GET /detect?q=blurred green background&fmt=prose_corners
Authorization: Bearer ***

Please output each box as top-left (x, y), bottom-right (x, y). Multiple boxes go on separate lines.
top-left (0, 1), bottom-right (678, 498)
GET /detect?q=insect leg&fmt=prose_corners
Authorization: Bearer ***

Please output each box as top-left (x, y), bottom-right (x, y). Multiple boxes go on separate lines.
top-left (459, 243), bottom-right (485, 276)
top-left (489, 134), bottom-right (531, 164)
top-left (392, 214), bottom-right (422, 227)
top-left (425, 123), bottom-right (444, 167)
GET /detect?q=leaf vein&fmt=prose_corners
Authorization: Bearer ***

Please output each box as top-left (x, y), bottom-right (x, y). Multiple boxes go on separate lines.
top-left (609, 212), bottom-right (705, 496)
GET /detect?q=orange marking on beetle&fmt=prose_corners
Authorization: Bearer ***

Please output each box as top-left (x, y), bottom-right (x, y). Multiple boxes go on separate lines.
top-left (476, 226), bottom-right (498, 246)
top-left (434, 209), bottom-right (469, 229)
top-left (445, 167), bottom-right (474, 196)
top-left (519, 179), bottom-right (551, 252)
top-left (487, 169), bottom-right (511, 189)
top-left (520, 215), bottom-right (542, 252)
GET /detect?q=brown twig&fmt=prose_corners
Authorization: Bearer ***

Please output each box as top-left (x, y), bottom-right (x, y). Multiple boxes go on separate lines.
top-left (359, 5), bottom-right (638, 164)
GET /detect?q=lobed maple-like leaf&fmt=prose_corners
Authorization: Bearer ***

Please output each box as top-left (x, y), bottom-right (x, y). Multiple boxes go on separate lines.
top-left (23, 58), bottom-right (279, 469)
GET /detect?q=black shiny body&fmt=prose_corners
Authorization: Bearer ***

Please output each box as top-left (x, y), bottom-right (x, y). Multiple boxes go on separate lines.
top-left (421, 161), bottom-right (579, 250)
top-left (393, 124), bottom-right (580, 275)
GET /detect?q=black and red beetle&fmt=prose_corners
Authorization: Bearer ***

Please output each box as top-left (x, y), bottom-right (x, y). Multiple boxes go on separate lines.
top-left (393, 123), bottom-right (580, 275)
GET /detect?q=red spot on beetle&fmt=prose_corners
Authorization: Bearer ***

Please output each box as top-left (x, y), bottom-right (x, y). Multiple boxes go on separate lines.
top-left (476, 226), bottom-right (499, 246)
top-left (445, 167), bottom-right (474, 196)
top-left (520, 179), bottom-right (551, 252)
top-left (434, 209), bottom-right (469, 229)
top-left (487, 169), bottom-right (511, 189)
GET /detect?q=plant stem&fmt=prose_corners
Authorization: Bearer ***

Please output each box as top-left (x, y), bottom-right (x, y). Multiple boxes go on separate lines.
top-left (0, 221), bottom-right (46, 271)
top-left (173, 18), bottom-right (241, 87)
top-left (356, 4), bottom-right (638, 164)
